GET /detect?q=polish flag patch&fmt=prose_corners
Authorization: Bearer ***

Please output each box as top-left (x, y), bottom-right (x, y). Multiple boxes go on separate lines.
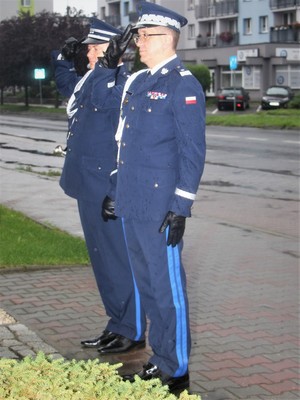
top-left (185, 96), bottom-right (197, 105)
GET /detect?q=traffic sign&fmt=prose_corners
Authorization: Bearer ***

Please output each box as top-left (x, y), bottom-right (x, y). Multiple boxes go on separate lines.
top-left (34, 68), bottom-right (45, 79)
top-left (229, 56), bottom-right (238, 70)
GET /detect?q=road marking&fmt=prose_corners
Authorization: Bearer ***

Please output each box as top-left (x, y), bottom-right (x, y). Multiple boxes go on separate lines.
top-left (209, 134), bottom-right (239, 139)
top-left (246, 137), bottom-right (268, 141)
top-left (283, 140), bottom-right (300, 145)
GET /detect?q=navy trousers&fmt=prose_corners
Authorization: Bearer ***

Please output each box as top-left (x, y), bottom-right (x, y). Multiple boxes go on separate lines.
top-left (122, 217), bottom-right (191, 377)
top-left (77, 199), bottom-right (145, 341)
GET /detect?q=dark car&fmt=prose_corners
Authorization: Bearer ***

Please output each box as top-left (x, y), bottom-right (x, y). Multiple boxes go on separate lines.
top-left (261, 86), bottom-right (294, 110)
top-left (217, 87), bottom-right (250, 111)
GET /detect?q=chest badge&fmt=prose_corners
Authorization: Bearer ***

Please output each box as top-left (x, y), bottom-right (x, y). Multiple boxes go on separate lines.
top-left (147, 91), bottom-right (168, 100)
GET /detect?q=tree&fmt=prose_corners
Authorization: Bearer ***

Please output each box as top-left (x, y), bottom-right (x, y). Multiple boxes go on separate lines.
top-left (185, 64), bottom-right (211, 94)
top-left (0, 10), bottom-right (89, 106)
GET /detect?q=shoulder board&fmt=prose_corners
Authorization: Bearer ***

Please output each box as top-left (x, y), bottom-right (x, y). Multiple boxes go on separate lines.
top-left (175, 65), bottom-right (192, 77)
top-left (180, 70), bottom-right (192, 77)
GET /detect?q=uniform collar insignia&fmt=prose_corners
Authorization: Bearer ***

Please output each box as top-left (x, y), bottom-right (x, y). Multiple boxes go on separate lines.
top-left (161, 68), bottom-right (169, 75)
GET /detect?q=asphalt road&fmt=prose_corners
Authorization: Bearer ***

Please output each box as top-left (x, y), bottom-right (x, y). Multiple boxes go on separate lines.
top-left (1, 114), bottom-right (298, 237)
top-left (0, 113), bottom-right (299, 399)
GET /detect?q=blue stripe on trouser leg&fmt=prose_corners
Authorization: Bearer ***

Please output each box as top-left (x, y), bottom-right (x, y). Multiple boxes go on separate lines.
top-left (121, 217), bottom-right (143, 341)
top-left (166, 227), bottom-right (189, 377)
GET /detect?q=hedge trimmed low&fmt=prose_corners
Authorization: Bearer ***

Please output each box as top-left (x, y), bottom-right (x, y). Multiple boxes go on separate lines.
top-left (0, 352), bottom-right (201, 400)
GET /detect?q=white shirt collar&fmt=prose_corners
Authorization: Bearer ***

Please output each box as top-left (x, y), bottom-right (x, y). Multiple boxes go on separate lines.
top-left (148, 54), bottom-right (177, 75)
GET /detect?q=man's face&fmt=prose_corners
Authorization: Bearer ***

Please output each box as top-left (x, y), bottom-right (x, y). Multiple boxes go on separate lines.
top-left (87, 43), bottom-right (109, 69)
top-left (134, 27), bottom-right (173, 68)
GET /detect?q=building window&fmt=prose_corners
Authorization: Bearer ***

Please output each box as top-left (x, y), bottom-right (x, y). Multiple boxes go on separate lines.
top-left (21, 0), bottom-right (31, 6)
top-left (259, 16), bottom-right (268, 33)
top-left (124, 1), bottom-right (129, 16)
top-left (243, 66), bottom-right (261, 89)
top-left (276, 65), bottom-right (300, 89)
top-left (187, 0), bottom-right (194, 10)
top-left (221, 66), bottom-right (242, 87)
top-left (244, 18), bottom-right (252, 35)
top-left (100, 7), bottom-right (105, 19)
top-left (188, 24), bottom-right (195, 39)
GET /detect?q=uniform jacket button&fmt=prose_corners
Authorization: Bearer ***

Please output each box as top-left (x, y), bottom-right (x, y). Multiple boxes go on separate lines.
top-left (125, 123), bottom-right (130, 128)
top-left (154, 183), bottom-right (159, 188)
top-left (147, 108), bottom-right (152, 112)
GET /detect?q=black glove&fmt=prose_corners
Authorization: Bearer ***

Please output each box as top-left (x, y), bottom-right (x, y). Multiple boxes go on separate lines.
top-left (61, 37), bottom-right (80, 61)
top-left (159, 211), bottom-right (186, 247)
top-left (98, 24), bottom-right (133, 69)
top-left (102, 196), bottom-right (117, 222)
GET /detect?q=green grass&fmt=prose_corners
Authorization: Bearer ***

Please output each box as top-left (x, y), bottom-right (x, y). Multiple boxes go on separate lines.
top-left (206, 108), bottom-right (300, 129)
top-left (0, 104), bottom-right (66, 114)
top-left (0, 205), bottom-right (89, 269)
top-left (1, 103), bottom-right (299, 129)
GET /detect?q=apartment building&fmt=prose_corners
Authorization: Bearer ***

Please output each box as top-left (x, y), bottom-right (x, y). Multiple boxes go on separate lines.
top-left (0, 0), bottom-right (53, 19)
top-left (96, 0), bottom-right (300, 99)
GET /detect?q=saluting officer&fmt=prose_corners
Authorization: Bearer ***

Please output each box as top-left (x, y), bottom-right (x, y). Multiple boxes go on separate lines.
top-left (102, 1), bottom-right (206, 394)
top-left (51, 19), bottom-right (146, 354)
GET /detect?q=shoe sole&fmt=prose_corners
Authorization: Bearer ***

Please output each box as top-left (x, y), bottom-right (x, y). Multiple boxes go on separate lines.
top-left (98, 341), bottom-right (146, 354)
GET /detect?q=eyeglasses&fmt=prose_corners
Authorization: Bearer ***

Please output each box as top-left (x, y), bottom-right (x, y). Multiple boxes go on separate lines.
top-left (133, 33), bottom-right (167, 44)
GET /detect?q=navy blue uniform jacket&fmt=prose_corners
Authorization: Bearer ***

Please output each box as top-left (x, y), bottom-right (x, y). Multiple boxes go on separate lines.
top-left (51, 51), bottom-right (129, 202)
top-left (111, 57), bottom-right (206, 221)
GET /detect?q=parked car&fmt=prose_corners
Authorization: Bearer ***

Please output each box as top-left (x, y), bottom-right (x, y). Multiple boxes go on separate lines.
top-left (217, 87), bottom-right (250, 111)
top-left (261, 86), bottom-right (294, 110)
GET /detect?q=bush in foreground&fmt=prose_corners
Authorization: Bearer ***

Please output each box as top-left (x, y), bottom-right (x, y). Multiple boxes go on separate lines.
top-left (0, 353), bottom-right (201, 400)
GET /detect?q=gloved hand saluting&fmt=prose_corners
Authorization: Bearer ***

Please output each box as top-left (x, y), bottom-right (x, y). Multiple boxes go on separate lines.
top-left (159, 211), bottom-right (186, 247)
top-left (61, 37), bottom-right (81, 61)
top-left (102, 196), bottom-right (117, 222)
top-left (98, 24), bottom-right (133, 69)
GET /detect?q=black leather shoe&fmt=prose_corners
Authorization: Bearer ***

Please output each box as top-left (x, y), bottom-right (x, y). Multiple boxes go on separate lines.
top-left (122, 362), bottom-right (189, 393)
top-left (81, 330), bottom-right (117, 348)
top-left (98, 335), bottom-right (146, 354)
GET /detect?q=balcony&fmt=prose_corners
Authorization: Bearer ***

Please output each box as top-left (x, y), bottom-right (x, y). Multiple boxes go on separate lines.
top-left (128, 11), bottom-right (138, 23)
top-left (195, 0), bottom-right (238, 19)
top-left (270, 0), bottom-right (300, 9)
top-left (270, 24), bottom-right (300, 42)
top-left (196, 32), bottom-right (238, 48)
top-left (104, 14), bottom-right (121, 27)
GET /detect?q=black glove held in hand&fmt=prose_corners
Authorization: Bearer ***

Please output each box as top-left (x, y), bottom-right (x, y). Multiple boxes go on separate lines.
top-left (98, 24), bottom-right (133, 68)
top-left (159, 211), bottom-right (186, 247)
top-left (61, 37), bottom-right (80, 61)
top-left (102, 196), bottom-right (117, 222)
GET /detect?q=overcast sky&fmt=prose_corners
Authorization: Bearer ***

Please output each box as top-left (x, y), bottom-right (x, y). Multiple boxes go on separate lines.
top-left (53, 0), bottom-right (98, 16)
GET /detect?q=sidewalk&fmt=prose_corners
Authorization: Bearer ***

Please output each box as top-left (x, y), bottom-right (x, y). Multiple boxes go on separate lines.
top-left (0, 165), bottom-right (299, 399)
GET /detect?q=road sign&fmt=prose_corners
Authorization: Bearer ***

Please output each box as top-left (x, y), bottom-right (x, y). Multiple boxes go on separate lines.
top-left (229, 56), bottom-right (238, 70)
top-left (34, 68), bottom-right (45, 80)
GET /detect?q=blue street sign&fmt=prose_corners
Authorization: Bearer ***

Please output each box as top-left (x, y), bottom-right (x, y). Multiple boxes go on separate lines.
top-left (229, 56), bottom-right (238, 70)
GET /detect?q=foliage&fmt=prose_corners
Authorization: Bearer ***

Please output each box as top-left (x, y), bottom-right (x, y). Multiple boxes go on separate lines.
top-left (0, 352), bottom-right (201, 400)
top-left (206, 108), bottom-right (300, 129)
top-left (132, 48), bottom-right (147, 72)
top-left (289, 92), bottom-right (300, 109)
top-left (0, 205), bottom-right (89, 268)
top-left (185, 64), bottom-right (211, 93)
top-left (0, 10), bottom-right (89, 105)
top-left (0, 104), bottom-right (66, 113)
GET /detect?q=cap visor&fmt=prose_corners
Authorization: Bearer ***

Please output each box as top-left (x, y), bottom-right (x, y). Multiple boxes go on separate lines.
top-left (131, 24), bottom-right (160, 33)
top-left (82, 38), bottom-right (108, 44)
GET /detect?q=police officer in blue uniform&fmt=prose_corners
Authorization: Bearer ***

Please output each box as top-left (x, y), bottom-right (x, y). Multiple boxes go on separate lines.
top-left (51, 19), bottom-right (146, 353)
top-left (101, 1), bottom-right (206, 393)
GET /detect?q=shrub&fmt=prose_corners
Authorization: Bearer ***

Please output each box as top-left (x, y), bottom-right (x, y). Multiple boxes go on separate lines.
top-left (0, 353), bottom-right (201, 400)
top-left (289, 93), bottom-right (300, 109)
top-left (185, 64), bottom-right (211, 93)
